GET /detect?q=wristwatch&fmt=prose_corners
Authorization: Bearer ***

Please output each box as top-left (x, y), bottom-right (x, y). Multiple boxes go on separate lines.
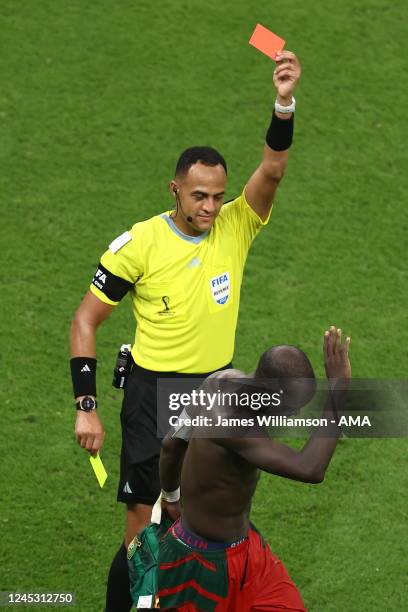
top-left (76, 396), bottom-right (97, 412)
top-left (274, 96), bottom-right (296, 114)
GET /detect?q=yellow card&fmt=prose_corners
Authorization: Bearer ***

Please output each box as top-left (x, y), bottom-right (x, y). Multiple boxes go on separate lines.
top-left (89, 453), bottom-right (108, 488)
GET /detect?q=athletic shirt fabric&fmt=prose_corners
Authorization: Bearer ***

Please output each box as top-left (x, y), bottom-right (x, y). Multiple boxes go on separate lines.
top-left (90, 189), bottom-right (271, 373)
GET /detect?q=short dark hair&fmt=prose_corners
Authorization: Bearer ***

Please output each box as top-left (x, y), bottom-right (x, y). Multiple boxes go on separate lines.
top-left (255, 345), bottom-right (316, 410)
top-left (256, 345), bottom-right (315, 380)
top-left (175, 146), bottom-right (227, 178)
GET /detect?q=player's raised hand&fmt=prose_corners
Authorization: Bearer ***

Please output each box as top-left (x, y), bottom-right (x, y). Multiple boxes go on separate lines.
top-left (323, 326), bottom-right (351, 383)
top-left (273, 50), bottom-right (301, 101)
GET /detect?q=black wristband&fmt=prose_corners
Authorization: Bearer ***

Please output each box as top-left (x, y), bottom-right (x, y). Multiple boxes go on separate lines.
top-left (70, 357), bottom-right (97, 398)
top-left (265, 111), bottom-right (294, 151)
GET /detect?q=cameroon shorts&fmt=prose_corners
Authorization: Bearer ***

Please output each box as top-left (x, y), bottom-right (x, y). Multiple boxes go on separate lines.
top-left (157, 519), bottom-right (307, 611)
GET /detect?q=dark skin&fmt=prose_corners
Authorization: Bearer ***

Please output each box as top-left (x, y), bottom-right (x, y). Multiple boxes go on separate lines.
top-left (160, 326), bottom-right (351, 541)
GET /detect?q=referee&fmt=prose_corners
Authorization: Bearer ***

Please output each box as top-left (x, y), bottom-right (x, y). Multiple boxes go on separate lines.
top-left (70, 50), bottom-right (301, 612)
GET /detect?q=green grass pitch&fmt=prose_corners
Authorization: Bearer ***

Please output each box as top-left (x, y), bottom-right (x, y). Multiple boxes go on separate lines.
top-left (1, 0), bottom-right (407, 610)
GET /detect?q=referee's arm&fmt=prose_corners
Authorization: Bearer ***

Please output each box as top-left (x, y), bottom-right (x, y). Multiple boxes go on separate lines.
top-left (70, 291), bottom-right (115, 453)
top-left (245, 50), bottom-right (301, 221)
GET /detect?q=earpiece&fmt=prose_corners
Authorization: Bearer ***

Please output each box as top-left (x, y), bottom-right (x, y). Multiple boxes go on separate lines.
top-left (173, 187), bottom-right (192, 223)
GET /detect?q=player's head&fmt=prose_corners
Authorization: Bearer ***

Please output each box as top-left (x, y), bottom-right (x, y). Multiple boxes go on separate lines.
top-left (255, 345), bottom-right (316, 413)
top-left (170, 146), bottom-right (227, 234)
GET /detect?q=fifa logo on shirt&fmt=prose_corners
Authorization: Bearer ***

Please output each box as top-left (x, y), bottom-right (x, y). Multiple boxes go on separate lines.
top-left (210, 272), bottom-right (230, 305)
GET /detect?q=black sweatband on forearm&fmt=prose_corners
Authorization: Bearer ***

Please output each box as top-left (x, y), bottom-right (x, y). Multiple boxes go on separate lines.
top-left (265, 111), bottom-right (294, 151)
top-left (70, 357), bottom-right (97, 398)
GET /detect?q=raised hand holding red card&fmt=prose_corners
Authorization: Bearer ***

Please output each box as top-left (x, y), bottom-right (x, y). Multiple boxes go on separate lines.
top-left (273, 50), bottom-right (301, 102)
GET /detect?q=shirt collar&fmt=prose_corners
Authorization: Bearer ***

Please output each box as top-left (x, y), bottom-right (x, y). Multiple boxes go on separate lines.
top-left (161, 213), bottom-right (209, 244)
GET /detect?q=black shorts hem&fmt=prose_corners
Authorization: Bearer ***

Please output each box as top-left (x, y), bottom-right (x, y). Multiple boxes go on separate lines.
top-left (116, 492), bottom-right (158, 506)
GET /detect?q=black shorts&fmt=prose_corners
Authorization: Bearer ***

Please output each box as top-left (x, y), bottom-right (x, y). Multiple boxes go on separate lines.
top-left (117, 360), bottom-right (232, 505)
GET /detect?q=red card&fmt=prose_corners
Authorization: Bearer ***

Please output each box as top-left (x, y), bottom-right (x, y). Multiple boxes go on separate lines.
top-left (249, 24), bottom-right (285, 61)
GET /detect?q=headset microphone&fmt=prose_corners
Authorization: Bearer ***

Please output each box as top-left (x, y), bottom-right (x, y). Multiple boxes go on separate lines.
top-left (173, 188), bottom-right (193, 223)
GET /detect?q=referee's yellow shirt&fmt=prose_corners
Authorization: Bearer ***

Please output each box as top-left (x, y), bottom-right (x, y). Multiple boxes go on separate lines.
top-left (90, 189), bottom-right (271, 373)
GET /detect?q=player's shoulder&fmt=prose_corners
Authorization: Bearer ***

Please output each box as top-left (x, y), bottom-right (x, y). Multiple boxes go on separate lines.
top-left (204, 369), bottom-right (251, 399)
top-left (209, 368), bottom-right (246, 380)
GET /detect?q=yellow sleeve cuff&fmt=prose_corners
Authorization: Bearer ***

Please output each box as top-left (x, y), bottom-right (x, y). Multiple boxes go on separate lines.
top-left (89, 283), bottom-right (119, 306)
top-left (242, 187), bottom-right (273, 226)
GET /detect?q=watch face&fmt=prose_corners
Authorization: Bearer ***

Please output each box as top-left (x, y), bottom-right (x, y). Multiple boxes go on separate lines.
top-left (81, 396), bottom-right (96, 411)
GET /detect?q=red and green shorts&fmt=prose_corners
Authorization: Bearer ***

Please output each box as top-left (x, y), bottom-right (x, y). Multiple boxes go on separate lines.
top-left (157, 519), bottom-right (307, 611)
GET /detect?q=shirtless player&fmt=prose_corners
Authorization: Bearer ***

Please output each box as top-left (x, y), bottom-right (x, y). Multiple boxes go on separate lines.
top-left (157, 326), bottom-right (351, 611)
